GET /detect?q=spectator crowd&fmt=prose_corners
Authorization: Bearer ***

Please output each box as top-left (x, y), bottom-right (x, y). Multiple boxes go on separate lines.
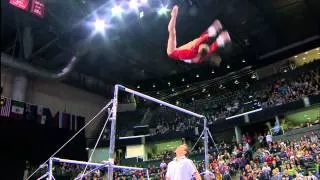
top-left (27, 127), bottom-right (320, 179)
top-left (150, 60), bottom-right (319, 136)
top-left (25, 60), bottom-right (320, 179)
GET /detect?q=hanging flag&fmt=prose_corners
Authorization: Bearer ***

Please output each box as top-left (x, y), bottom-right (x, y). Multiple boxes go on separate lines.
top-left (37, 106), bottom-right (47, 125)
top-left (58, 112), bottom-right (64, 129)
top-left (70, 114), bottom-right (78, 131)
top-left (42, 108), bottom-right (52, 126)
top-left (24, 103), bottom-right (38, 122)
top-left (63, 113), bottom-right (70, 129)
top-left (0, 97), bottom-right (11, 117)
top-left (10, 100), bottom-right (25, 120)
top-left (54, 112), bottom-right (69, 129)
top-left (77, 116), bottom-right (85, 131)
top-left (37, 106), bottom-right (43, 124)
top-left (52, 111), bottom-right (60, 128)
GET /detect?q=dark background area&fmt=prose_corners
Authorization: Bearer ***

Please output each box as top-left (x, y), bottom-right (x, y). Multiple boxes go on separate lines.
top-left (0, 118), bottom-right (87, 179)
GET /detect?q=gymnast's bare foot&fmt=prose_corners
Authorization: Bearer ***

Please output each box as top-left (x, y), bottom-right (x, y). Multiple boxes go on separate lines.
top-left (208, 20), bottom-right (223, 37)
top-left (216, 31), bottom-right (231, 47)
top-left (171, 5), bottom-right (178, 18)
top-left (168, 5), bottom-right (179, 32)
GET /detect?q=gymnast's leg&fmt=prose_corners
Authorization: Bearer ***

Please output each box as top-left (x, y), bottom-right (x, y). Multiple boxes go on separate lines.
top-left (198, 31), bottom-right (231, 63)
top-left (167, 5), bottom-right (205, 61)
top-left (167, 5), bottom-right (178, 56)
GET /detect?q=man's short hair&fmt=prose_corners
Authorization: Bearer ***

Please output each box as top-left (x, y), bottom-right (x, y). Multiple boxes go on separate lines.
top-left (182, 144), bottom-right (190, 156)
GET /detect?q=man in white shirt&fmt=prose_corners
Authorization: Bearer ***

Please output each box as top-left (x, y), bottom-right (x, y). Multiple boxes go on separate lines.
top-left (166, 144), bottom-right (201, 180)
top-left (266, 132), bottom-right (273, 144)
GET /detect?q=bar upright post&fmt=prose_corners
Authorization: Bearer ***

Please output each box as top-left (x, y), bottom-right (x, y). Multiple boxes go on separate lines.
top-left (107, 85), bottom-right (119, 180)
top-left (203, 118), bottom-right (209, 176)
top-left (48, 158), bottom-right (53, 180)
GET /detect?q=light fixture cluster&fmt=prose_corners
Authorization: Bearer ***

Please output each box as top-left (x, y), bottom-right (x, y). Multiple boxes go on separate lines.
top-left (92, 0), bottom-right (170, 34)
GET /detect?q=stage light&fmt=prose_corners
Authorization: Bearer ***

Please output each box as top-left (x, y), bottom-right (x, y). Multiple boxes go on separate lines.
top-left (94, 19), bottom-right (106, 32)
top-left (202, 88), bottom-right (206, 92)
top-left (139, 11), bottom-right (144, 18)
top-left (157, 91), bottom-right (160, 94)
top-left (304, 52), bottom-right (308, 54)
top-left (172, 88), bottom-right (175, 92)
top-left (242, 59), bottom-right (246, 63)
top-left (208, 94), bottom-right (211, 97)
top-left (168, 82), bottom-right (171, 86)
top-left (129, 0), bottom-right (139, 9)
top-left (234, 80), bottom-right (239, 84)
top-left (227, 65), bottom-right (230, 69)
top-left (211, 70), bottom-right (215, 74)
top-left (141, 0), bottom-right (148, 4)
top-left (137, 85), bottom-right (140, 89)
top-left (182, 78), bottom-right (185, 82)
top-left (192, 97), bottom-right (195, 101)
top-left (303, 57), bottom-right (306, 60)
top-left (153, 84), bottom-right (156, 88)
top-left (196, 74), bottom-right (199, 78)
top-left (158, 6), bottom-right (169, 15)
top-left (294, 55), bottom-right (298, 58)
top-left (251, 74), bottom-right (256, 79)
top-left (112, 5), bottom-right (123, 16)
top-left (187, 85), bottom-right (190, 88)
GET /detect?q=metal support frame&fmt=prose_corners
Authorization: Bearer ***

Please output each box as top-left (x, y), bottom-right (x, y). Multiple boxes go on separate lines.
top-left (107, 85), bottom-right (119, 179)
top-left (35, 84), bottom-right (212, 180)
top-left (203, 117), bottom-right (209, 173)
top-left (113, 85), bottom-right (212, 178)
top-left (48, 158), bottom-right (53, 180)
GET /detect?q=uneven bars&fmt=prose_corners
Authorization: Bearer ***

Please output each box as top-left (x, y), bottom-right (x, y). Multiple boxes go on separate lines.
top-left (116, 85), bottom-right (204, 119)
top-left (225, 108), bottom-right (262, 120)
top-left (36, 173), bottom-right (48, 180)
top-left (52, 158), bottom-right (144, 170)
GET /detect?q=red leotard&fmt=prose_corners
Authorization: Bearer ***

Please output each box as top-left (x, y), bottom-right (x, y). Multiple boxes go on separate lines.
top-left (168, 32), bottom-right (219, 64)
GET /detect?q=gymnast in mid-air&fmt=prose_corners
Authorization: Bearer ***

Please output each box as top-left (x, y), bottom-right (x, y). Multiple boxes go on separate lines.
top-left (167, 5), bottom-right (231, 64)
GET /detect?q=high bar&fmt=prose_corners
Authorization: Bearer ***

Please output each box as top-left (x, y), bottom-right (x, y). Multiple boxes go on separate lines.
top-left (225, 108), bottom-right (263, 120)
top-left (52, 158), bottom-right (144, 170)
top-left (116, 85), bottom-right (204, 119)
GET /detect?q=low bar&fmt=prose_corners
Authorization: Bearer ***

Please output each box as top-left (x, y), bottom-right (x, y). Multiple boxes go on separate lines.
top-left (37, 173), bottom-right (48, 180)
top-left (52, 158), bottom-right (102, 167)
top-left (116, 85), bottom-right (204, 119)
top-left (74, 161), bottom-right (145, 180)
top-left (52, 158), bottom-right (144, 171)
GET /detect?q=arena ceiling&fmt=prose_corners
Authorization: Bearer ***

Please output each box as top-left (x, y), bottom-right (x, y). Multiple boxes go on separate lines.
top-left (1, 0), bottom-right (320, 98)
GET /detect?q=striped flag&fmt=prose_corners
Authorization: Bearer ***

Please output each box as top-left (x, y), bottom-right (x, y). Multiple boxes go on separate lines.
top-left (54, 112), bottom-right (70, 129)
top-left (70, 114), bottom-right (78, 131)
top-left (0, 97), bottom-right (11, 117)
top-left (63, 113), bottom-right (70, 129)
top-left (24, 103), bottom-right (38, 122)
